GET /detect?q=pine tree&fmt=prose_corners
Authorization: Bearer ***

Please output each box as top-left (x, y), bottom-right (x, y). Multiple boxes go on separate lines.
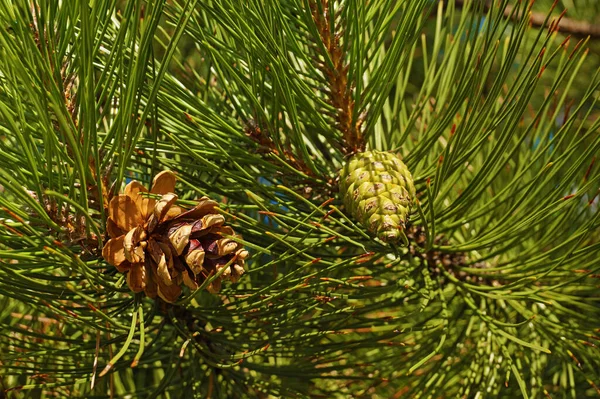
top-left (1, 0), bottom-right (599, 398)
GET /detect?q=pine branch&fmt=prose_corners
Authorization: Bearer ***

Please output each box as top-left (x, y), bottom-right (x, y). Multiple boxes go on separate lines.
top-left (1, 0), bottom-right (600, 398)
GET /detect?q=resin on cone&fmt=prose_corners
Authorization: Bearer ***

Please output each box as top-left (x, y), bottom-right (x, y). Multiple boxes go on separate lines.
top-left (339, 150), bottom-right (416, 243)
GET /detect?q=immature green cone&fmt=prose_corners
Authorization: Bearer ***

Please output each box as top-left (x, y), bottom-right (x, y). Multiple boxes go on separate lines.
top-left (339, 150), bottom-right (416, 243)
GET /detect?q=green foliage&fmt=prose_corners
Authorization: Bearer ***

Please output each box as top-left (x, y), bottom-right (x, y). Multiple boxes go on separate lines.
top-left (0, 0), bottom-right (599, 398)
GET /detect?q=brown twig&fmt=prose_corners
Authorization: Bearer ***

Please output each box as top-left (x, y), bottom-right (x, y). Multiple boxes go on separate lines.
top-left (242, 118), bottom-right (337, 200)
top-left (309, 0), bottom-right (365, 155)
top-left (455, 0), bottom-right (600, 39)
top-left (243, 118), bottom-right (314, 177)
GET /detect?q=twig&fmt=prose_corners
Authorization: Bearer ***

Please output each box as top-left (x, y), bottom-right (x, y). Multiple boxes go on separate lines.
top-left (309, 0), bottom-right (365, 155)
top-left (454, 0), bottom-right (600, 38)
top-left (243, 118), bottom-right (315, 178)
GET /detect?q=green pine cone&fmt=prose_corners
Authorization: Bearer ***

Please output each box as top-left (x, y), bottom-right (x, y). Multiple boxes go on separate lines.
top-left (339, 150), bottom-right (416, 243)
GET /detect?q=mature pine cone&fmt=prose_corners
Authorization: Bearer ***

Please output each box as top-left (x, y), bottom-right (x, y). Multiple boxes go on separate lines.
top-left (339, 150), bottom-right (416, 243)
top-left (102, 171), bottom-right (248, 302)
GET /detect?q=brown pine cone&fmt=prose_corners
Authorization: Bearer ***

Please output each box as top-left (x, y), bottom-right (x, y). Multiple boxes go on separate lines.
top-left (102, 171), bottom-right (248, 303)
